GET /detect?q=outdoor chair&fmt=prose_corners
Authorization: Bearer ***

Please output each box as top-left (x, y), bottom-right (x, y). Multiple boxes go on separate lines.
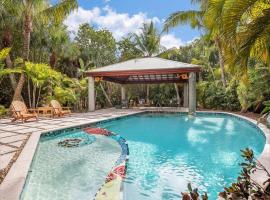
top-left (50, 100), bottom-right (71, 117)
top-left (121, 100), bottom-right (128, 108)
top-left (11, 101), bottom-right (38, 123)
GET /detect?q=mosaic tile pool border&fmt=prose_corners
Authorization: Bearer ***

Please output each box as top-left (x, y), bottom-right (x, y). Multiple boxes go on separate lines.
top-left (92, 131), bottom-right (129, 200)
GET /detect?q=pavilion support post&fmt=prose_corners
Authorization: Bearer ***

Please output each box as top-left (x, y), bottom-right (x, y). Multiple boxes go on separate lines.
top-left (88, 77), bottom-right (95, 112)
top-left (183, 83), bottom-right (189, 108)
top-left (188, 72), bottom-right (196, 115)
top-left (121, 85), bottom-right (126, 103)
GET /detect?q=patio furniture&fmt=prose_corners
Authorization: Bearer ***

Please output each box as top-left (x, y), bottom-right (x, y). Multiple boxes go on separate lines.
top-left (121, 100), bottom-right (128, 108)
top-left (37, 107), bottom-right (53, 117)
top-left (11, 101), bottom-right (38, 123)
top-left (50, 100), bottom-right (71, 117)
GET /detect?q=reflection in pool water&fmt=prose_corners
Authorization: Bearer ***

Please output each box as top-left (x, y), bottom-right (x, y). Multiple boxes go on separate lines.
top-left (100, 113), bottom-right (265, 200)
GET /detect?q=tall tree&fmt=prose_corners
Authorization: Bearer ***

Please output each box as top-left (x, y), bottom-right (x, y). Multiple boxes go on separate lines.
top-left (75, 24), bottom-right (117, 68)
top-left (163, 0), bottom-right (228, 86)
top-left (133, 21), bottom-right (163, 104)
top-left (75, 24), bottom-right (117, 107)
top-left (10, 0), bottom-right (77, 101)
top-left (133, 21), bottom-right (162, 57)
top-left (0, 0), bottom-right (20, 91)
top-left (203, 0), bottom-right (227, 86)
top-left (117, 36), bottom-right (143, 61)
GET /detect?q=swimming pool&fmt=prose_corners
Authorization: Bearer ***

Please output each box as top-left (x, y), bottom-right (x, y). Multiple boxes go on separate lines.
top-left (21, 130), bottom-right (121, 200)
top-left (21, 112), bottom-right (265, 200)
top-left (100, 113), bottom-right (265, 199)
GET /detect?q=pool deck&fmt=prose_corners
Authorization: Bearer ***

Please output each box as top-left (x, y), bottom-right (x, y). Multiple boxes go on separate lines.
top-left (0, 107), bottom-right (269, 200)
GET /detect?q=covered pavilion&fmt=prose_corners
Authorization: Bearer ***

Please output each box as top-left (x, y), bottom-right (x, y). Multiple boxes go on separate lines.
top-left (85, 57), bottom-right (201, 114)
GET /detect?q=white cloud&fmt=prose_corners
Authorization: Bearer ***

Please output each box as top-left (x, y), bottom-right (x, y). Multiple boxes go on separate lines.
top-left (186, 37), bottom-right (200, 45)
top-left (64, 6), bottom-right (185, 49)
top-left (64, 7), bottom-right (101, 36)
top-left (64, 6), bottom-right (160, 40)
top-left (160, 34), bottom-right (183, 49)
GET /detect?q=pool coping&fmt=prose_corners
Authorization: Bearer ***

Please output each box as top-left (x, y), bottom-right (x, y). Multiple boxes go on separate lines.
top-left (0, 110), bottom-right (269, 200)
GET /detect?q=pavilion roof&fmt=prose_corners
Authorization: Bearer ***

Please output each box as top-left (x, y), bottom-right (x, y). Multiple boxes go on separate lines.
top-left (85, 57), bottom-right (201, 84)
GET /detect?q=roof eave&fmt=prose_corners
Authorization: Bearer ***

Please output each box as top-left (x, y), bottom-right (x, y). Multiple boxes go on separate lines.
top-left (85, 67), bottom-right (201, 77)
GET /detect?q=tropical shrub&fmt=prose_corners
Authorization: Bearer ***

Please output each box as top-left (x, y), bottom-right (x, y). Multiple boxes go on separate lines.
top-left (54, 86), bottom-right (77, 105)
top-left (237, 66), bottom-right (270, 112)
top-left (197, 80), bottom-right (240, 111)
top-left (150, 84), bottom-right (178, 106)
top-left (262, 101), bottom-right (270, 116)
top-left (0, 105), bottom-right (7, 118)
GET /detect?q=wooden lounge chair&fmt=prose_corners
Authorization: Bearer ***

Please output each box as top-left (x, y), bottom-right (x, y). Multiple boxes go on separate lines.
top-left (50, 100), bottom-right (71, 117)
top-left (11, 101), bottom-right (38, 123)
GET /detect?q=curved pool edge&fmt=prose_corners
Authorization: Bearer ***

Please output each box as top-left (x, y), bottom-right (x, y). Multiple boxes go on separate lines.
top-left (0, 110), bottom-right (269, 200)
top-left (198, 111), bottom-right (270, 190)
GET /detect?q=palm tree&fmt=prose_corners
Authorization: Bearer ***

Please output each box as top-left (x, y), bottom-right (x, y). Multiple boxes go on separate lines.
top-left (221, 0), bottom-right (270, 70)
top-left (163, 0), bottom-right (228, 86)
top-left (203, 0), bottom-right (227, 86)
top-left (133, 21), bottom-right (162, 104)
top-left (7, 0), bottom-right (78, 101)
top-left (134, 21), bottom-right (162, 57)
top-left (0, 0), bottom-right (20, 91)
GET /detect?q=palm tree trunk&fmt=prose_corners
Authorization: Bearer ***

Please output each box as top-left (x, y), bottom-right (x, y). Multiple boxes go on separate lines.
top-left (5, 55), bottom-right (17, 90)
top-left (32, 85), bottom-right (36, 108)
top-left (2, 27), bottom-right (18, 91)
top-left (13, 14), bottom-right (32, 101)
top-left (50, 51), bottom-right (57, 68)
top-left (215, 37), bottom-right (226, 87)
top-left (36, 86), bottom-right (41, 108)
top-left (209, 65), bottom-right (216, 80)
top-left (100, 82), bottom-right (113, 107)
top-left (28, 77), bottom-right (32, 108)
top-left (174, 83), bottom-right (180, 107)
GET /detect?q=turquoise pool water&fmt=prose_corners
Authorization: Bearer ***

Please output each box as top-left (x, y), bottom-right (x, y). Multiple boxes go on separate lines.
top-left (21, 130), bottom-right (121, 200)
top-left (100, 113), bottom-right (265, 200)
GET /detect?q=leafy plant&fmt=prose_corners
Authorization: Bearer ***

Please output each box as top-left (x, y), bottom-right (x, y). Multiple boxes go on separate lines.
top-left (183, 148), bottom-right (270, 200)
top-left (0, 105), bottom-right (7, 118)
top-left (181, 183), bottom-right (208, 200)
top-left (262, 100), bottom-right (270, 115)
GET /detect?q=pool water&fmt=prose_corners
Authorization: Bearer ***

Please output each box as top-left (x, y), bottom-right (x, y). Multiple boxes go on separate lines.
top-left (100, 113), bottom-right (265, 200)
top-left (21, 130), bottom-right (121, 200)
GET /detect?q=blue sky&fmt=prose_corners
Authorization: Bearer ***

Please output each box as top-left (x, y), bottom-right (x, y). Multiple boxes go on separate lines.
top-left (64, 0), bottom-right (202, 48)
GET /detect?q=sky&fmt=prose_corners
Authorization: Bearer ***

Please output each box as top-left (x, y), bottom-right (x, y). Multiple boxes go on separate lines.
top-left (63, 0), bottom-right (202, 49)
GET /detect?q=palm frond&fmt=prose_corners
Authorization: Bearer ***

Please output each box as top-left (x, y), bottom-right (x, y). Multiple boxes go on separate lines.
top-left (222, 0), bottom-right (258, 41)
top-left (163, 10), bottom-right (203, 32)
top-left (40, 0), bottom-right (78, 24)
top-left (237, 8), bottom-right (270, 64)
top-left (204, 0), bottom-right (226, 30)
